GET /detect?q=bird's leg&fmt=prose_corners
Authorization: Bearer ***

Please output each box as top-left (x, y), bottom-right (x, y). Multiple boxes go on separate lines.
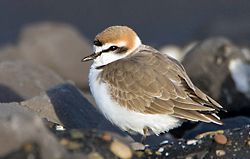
top-left (141, 127), bottom-right (149, 144)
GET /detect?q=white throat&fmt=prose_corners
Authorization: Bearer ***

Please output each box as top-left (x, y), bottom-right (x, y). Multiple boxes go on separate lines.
top-left (92, 36), bottom-right (142, 67)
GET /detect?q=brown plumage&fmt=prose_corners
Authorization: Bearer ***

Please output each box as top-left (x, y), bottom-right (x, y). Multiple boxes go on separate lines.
top-left (95, 26), bottom-right (138, 50)
top-left (82, 26), bottom-right (225, 137)
top-left (98, 45), bottom-right (223, 125)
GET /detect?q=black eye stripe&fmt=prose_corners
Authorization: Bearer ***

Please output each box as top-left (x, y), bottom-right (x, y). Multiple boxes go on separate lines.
top-left (102, 46), bottom-right (118, 53)
top-left (93, 40), bottom-right (102, 46)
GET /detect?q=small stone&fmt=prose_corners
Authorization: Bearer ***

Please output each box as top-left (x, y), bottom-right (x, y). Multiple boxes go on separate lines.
top-left (214, 134), bottom-right (227, 145)
top-left (247, 140), bottom-right (250, 146)
top-left (155, 150), bottom-right (162, 156)
top-left (23, 143), bottom-right (34, 152)
top-left (160, 140), bottom-right (169, 145)
top-left (67, 141), bottom-right (81, 150)
top-left (87, 152), bottom-right (104, 159)
top-left (186, 139), bottom-right (198, 145)
top-left (102, 132), bottom-right (112, 141)
top-left (216, 150), bottom-right (226, 156)
top-left (130, 142), bottom-right (145, 151)
top-left (110, 140), bottom-right (132, 159)
top-left (60, 138), bottom-right (69, 146)
top-left (134, 151), bottom-right (144, 158)
top-left (70, 129), bottom-right (84, 139)
top-left (60, 138), bottom-right (82, 150)
top-left (56, 125), bottom-right (65, 131)
top-left (144, 148), bottom-right (153, 155)
top-left (165, 152), bottom-right (169, 156)
top-left (158, 147), bottom-right (164, 153)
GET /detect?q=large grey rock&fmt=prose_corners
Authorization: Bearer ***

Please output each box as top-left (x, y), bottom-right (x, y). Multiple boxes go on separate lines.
top-left (0, 103), bottom-right (36, 119)
top-left (21, 83), bottom-right (106, 129)
top-left (0, 103), bottom-right (68, 159)
top-left (0, 45), bottom-right (21, 62)
top-left (0, 60), bottom-right (64, 103)
top-left (18, 22), bottom-right (92, 89)
top-left (182, 37), bottom-right (250, 115)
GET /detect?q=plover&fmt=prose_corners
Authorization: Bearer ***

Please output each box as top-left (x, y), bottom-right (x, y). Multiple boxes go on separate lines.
top-left (82, 26), bottom-right (224, 138)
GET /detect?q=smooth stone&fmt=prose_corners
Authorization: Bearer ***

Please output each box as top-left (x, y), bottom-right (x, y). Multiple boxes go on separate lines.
top-left (18, 22), bottom-right (92, 89)
top-left (0, 104), bottom-right (68, 159)
top-left (0, 60), bottom-right (64, 103)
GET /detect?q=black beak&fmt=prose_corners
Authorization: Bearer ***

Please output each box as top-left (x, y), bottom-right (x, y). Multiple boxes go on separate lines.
top-left (81, 53), bottom-right (100, 62)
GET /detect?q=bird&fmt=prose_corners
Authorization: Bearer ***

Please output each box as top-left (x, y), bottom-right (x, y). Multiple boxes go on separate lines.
top-left (82, 26), bottom-right (224, 140)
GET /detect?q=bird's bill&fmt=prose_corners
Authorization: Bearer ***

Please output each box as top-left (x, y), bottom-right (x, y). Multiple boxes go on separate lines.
top-left (81, 53), bottom-right (99, 62)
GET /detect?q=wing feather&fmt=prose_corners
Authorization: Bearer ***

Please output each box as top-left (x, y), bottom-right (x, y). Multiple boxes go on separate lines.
top-left (99, 45), bottom-right (224, 124)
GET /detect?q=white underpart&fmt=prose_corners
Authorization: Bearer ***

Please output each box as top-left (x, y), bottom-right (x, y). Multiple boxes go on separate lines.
top-left (229, 58), bottom-right (250, 94)
top-left (89, 53), bottom-right (181, 136)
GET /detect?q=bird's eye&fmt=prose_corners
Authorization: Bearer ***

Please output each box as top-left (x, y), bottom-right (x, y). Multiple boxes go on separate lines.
top-left (109, 46), bottom-right (118, 51)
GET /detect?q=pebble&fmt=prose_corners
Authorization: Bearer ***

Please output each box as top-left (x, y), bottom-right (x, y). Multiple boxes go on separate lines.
top-left (214, 134), bottom-right (228, 145)
top-left (87, 152), bottom-right (104, 159)
top-left (216, 150), bottom-right (226, 156)
top-left (144, 148), bottom-right (153, 155)
top-left (186, 139), bottom-right (198, 145)
top-left (165, 152), bottom-right (169, 156)
top-left (160, 140), bottom-right (169, 145)
top-left (247, 140), bottom-right (250, 146)
top-left (59, 138), bottom-right (81, 150)
top-left (158, 147), bottom-right (164, 153)
top-left (23, 143), bottom-right (34, 152)
top-left (70, 130), bottom-right (84, 139)
top-left (60, 138), bottom-right (69, 146)
top-left (155, 151), bottom-right (162, 156)
top-left (102, 132), bottom-right (112, 141)
top-left (130, 142), bottom-right (145, 151)
top-left (56, 125), bottom-right (65, 131)
top-left (67, 141), bottom-right (82, 150)
top-left (110, 140), bottom-right (132, 159)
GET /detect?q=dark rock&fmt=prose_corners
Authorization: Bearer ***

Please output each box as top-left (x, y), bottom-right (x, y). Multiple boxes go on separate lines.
top-left (21, 83), bottom-right (107, 129)
top-left (139, 125), bottom-right (250, 159)
top-left (0, 60), bottom-right (64, 103)
top-left (183, 116), bottom-right (250, 139)
top-left (182, 37), bottom-right (250, 116)
top-left (18, 22), bottom-right (92, 89)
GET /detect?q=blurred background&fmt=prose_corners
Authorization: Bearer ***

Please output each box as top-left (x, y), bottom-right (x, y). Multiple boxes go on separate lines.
top-left (1, 0), bottom-right (250, 47)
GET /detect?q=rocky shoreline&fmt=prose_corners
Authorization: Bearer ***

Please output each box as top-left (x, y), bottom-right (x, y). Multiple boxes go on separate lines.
top-left (0, 22), bottom-right (249, 159)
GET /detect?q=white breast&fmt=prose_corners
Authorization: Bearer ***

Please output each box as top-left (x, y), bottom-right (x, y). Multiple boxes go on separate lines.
top-left (88, 64), bottom-right (182, 135)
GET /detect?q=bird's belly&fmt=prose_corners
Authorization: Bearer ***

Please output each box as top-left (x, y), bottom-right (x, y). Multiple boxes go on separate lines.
top-left (89, 67), bottom-right (182, 135)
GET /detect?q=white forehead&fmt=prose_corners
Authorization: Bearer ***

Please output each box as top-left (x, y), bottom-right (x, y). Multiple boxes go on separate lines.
top-left (93, 41), bottom-right (126, 53)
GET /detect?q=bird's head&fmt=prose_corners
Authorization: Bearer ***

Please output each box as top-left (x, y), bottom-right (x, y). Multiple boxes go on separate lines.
top-left (82, 26), bottom-right (142, 66)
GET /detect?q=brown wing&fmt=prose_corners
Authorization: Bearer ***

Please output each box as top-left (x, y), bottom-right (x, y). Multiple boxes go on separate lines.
top-left (99, 45), bottom-right (223, 124)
